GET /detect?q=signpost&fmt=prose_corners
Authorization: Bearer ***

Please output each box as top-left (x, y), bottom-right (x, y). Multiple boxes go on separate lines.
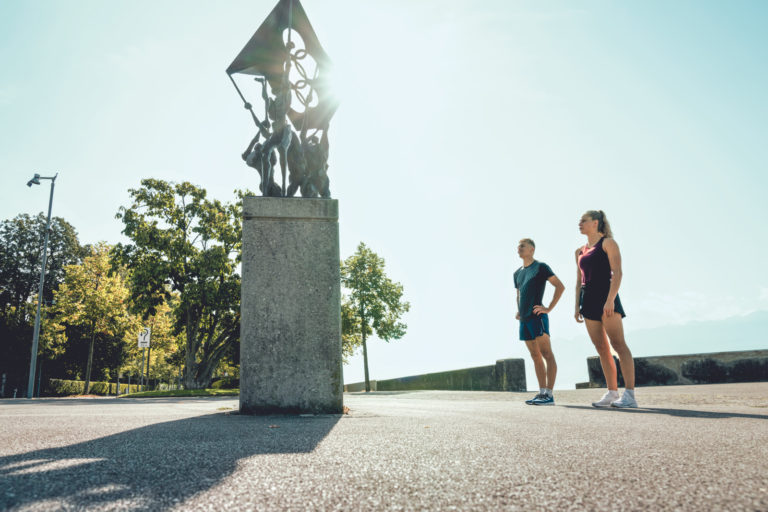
top-left (138, 327), bottom-right (151, 348)
top-left (138, 328), bottom-right (150, 389)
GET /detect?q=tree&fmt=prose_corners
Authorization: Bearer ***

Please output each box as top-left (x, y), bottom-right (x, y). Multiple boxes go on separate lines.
top-left (0, 213), bottom-right (85, 321)
top-left (49, 243), bottom-right (137, 394)
top-left (112, 179), bottom-right (242, 389)
top-left (340, 242), bottom-right (410, 392)
top-left (0, 213), bottom-right (84, 396)
top-left (121, 299), bottom-right (182, 387)
top-left (340, 296), bottom-right (365, 364)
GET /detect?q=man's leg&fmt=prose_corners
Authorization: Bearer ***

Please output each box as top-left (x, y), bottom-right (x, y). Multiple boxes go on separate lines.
top-left (524, 339), bottom-right (546, 390)
top-left (534, 333), bottom-right (557, 390)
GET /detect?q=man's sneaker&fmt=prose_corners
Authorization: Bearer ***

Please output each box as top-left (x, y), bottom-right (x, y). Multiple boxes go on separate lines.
top-left (611, 392), bottom-right (638, 408)
top-left (525, 393), bottom-right (545, 405)
top-left (592, 390), bottom-right (619, 408)
top-left (532, 394), bottom-right (555, 406)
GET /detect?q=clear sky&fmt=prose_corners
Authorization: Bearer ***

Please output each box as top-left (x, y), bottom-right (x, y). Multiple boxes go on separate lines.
top-left (1, 1), bottom-right (767, 389)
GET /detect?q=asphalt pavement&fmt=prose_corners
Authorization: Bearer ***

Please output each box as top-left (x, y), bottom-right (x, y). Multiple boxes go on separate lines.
top-left (1, 383), bottom-right (767, 511)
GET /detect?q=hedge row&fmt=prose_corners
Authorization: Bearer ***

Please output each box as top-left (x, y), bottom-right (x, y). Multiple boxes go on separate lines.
top-left (45, 379), bottom-right (146, 397)
top-left (211, 377), bottom-right (239, 389)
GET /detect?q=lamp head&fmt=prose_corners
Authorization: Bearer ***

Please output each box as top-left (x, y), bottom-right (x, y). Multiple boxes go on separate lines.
top-left (26, 173), bottom-right (41, 187)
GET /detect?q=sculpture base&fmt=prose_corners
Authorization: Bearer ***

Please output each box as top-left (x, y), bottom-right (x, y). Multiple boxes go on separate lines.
top-left (240, 197), bottom-right (343, 415)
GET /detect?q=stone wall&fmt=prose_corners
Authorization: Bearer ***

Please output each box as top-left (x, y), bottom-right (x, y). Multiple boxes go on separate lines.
top-left (344, 359), bottom-right (526, 392)
top-left (580, 349), bottom-right (768, 388)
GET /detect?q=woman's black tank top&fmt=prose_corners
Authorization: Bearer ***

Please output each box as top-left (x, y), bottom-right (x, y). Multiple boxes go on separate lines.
top-left (578, 237), bottom-right (612, 289)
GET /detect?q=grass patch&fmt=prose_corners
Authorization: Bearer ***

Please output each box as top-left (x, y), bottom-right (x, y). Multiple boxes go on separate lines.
top-left (119, 389), bottom-right (239, 398)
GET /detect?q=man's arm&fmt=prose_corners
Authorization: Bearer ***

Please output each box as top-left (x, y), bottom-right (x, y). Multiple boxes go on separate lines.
top-left (515, 289), bottom-right (521, 320)
top-left (532, 275), bottom-right (566, 315)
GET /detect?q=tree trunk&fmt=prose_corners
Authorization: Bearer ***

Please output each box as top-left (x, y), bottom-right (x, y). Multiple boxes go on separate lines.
top-left (183, 356), bottom-right (199, 389)
top-left (362, 330), bottom-right (370, 393)
top-left (84, 329), bottom-right (96, 395)
top-left (183, 307), bottom-right (199, 389)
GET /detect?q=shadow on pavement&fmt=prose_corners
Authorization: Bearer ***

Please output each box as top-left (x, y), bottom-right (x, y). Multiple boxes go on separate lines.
top-left (346, 391), bottom-right (415, 396)
top-left (0, 410), bottom-right (339, 510)
top-left (562, 404), bottom-right (768, 420)
top-left (1, 397), bottom-right (237, 406)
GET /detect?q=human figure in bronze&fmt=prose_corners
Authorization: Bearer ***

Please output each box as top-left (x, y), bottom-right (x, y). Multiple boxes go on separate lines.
top-left (226, 0), bottom-right (338, 198)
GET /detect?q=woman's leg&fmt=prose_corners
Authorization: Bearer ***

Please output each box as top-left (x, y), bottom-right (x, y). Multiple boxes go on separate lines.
top-left (602, 314), bottom-right (635, 389)
top-left (584, 319), bottom-right (617, 390)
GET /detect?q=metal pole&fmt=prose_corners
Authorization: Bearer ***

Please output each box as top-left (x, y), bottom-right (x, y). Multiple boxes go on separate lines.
top-left (145, 344), bottom-right (151, 390)
top-left (36, 357), bottom-right (43, 397)
top-left (27, 175), bottom-right (56, 399)
top-left (140, 348), bottom-right (145, 390)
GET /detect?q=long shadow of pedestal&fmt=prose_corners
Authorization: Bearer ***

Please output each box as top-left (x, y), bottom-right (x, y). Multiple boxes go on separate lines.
top-left (0, 407), bottom-right (340, 510)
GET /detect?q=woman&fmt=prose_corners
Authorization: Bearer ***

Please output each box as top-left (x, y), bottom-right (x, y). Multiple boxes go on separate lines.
top-left (575, 210), bottom-right (637, 408)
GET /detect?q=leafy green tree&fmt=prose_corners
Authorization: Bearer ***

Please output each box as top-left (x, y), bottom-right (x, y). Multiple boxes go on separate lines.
top-left (340, 242), bottom-right (410, 392)
top-left (0, 213), bottom-right (84, 395)
top-left (0, 213), bottom-right (85, 321)
top-left (340, 296), bottom-right (365, 364)
top-left (49, 243), bottom-right (137, 394)
top-left (122, 299), bottom-right (183, 386)
top-left (112, 179), bottom-right (243, 389)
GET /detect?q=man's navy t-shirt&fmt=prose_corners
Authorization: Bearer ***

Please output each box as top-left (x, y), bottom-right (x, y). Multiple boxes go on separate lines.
top-left (514, 261), bottom-right (555, 320)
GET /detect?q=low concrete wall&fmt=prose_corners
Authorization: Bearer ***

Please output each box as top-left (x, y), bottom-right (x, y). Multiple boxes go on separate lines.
top-left (344, 359), bottom-right (526, 392)
top-left (344, 380), bottom-right (376, 392)
top-left (583, 349), bottom-right (768, 387)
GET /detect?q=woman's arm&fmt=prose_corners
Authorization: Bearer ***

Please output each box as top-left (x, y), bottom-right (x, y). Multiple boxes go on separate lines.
top-left (574, 248), bottom-right (584, 323)
top-left (602, 238), bottom-right (623, 317)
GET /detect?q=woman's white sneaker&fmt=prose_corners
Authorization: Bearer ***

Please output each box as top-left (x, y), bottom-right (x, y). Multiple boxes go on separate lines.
top-left (592, 390), bottom-right (619, 408)
top-left (611, 392), bottom-right (638, 408)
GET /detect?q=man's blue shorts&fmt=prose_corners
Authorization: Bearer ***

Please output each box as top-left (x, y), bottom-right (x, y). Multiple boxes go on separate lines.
top-left (519, 314), bottom-right (549, 341)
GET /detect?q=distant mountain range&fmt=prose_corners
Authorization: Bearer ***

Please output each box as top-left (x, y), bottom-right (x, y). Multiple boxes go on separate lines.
top-left (547, 310), bottom-right (768, 390)
top-left (626, 309), bottom-right (768, 357)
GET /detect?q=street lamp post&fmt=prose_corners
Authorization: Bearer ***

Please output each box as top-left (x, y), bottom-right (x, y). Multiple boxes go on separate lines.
top-left (26, 172), bottom-right (58, 399)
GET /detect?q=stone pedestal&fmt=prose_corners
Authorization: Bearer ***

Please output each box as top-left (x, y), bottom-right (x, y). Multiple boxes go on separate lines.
top-left (240, 197), bottom-right (343, 414)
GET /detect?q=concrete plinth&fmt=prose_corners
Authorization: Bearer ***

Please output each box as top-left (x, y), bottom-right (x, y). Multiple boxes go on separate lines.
top-left (240, 197), bottom-right (343, 414)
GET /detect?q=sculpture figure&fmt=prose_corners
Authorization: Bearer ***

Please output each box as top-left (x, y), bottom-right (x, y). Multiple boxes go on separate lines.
top-left (227, 0), bottom-right (337, 198)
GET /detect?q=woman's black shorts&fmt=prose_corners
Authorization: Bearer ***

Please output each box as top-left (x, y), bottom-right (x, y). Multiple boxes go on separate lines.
top-left (579, 286), bottom-right (626, 321)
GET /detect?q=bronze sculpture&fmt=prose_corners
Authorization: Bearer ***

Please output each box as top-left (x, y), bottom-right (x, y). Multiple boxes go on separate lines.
top-left (227, 0), bottom-right (337, 198)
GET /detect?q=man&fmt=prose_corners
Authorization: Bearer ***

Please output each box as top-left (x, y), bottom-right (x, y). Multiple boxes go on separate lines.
top-left (514, 238), bottom-right (565, 405)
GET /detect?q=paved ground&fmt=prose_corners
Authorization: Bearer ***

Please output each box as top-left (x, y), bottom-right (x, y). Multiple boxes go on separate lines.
top-left (1, 383), bottom-right (767, 511)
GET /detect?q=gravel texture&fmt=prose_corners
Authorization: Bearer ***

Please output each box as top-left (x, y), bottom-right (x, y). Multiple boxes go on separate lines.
top-left (1, 383), bottom-right (767, 511)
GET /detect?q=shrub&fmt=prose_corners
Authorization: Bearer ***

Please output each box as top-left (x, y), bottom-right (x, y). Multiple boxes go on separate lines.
top-left (45, 379), bottom-right (146, 396)
top-left (211, 377), bottom-right (239, 389)
top-left (45, 379), bottom-right (85, 396)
